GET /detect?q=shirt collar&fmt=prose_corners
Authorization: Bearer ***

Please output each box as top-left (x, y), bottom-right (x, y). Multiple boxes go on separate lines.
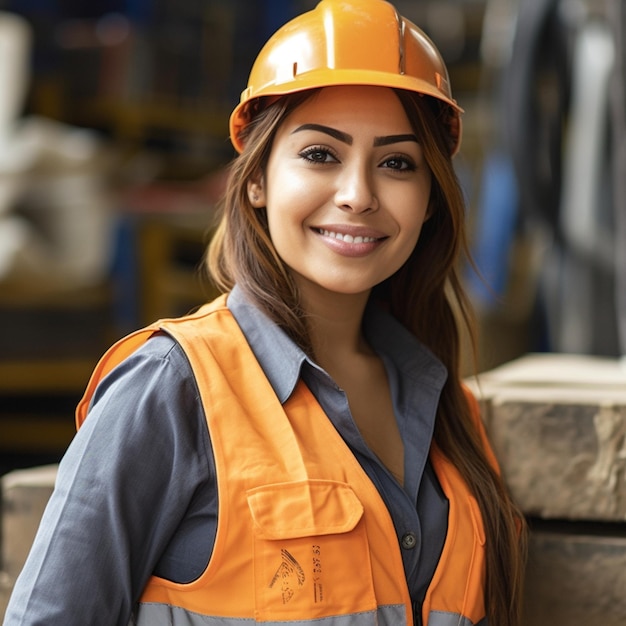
top-left (227, 285), bottom-right (311, 403)
top-left (227, 284), bottom-right (447, 402)
top-left (363, 301), bottom-right (448, 391)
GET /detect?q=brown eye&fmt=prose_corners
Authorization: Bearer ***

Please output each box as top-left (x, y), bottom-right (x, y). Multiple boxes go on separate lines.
top-left (299, 146), bottom-right (339, 164)
top-left (381, 156), bottom-right (416, 171)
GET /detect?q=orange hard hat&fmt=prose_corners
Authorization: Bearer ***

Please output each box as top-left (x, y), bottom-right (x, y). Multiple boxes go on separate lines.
top-left (229, 0), bottom-right (462, 155)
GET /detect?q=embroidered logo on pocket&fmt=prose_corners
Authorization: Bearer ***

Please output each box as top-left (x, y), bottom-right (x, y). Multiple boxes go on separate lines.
top-left (269, 549), bottom-right (305, 604)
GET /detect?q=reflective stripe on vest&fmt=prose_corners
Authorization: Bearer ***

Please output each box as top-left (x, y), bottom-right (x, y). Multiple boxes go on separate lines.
top-left (131, 604), bottom-right (406, 625)
top-left (77, 295), bottom-right (489, 626)
top-left (131, 606), bottom-right (484, 626)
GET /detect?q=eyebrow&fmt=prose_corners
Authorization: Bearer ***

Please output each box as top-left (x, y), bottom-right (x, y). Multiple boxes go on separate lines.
top-left (373, 133), bottom-right (418, 147)
top-left (292, 124), bottom-right (419, 148)
top-left (292, 123), bottom-right (352, 144)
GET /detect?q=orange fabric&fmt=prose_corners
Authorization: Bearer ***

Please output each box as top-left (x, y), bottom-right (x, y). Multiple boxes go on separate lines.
top-left (75, 296), bottom-right (488, 624)
top-left (425, 449), bottom-right (487, 621)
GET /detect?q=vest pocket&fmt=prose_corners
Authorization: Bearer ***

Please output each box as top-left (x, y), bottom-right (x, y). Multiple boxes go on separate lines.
top-left (246, 479), bottom-right (378, 621)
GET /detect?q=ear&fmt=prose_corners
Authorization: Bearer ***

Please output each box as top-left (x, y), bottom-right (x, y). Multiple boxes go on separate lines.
top-left (247, 174), bottom-right (266, 208)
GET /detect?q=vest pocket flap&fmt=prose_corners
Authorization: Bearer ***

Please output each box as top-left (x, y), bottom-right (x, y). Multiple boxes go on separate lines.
top-left (246, 479), bottom-right (364, 540)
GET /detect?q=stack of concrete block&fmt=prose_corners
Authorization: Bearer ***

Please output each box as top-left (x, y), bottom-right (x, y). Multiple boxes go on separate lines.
top-left (469, 352), bottom-right (626, 625)
top-left (0, 464), bottom-right (57, 619)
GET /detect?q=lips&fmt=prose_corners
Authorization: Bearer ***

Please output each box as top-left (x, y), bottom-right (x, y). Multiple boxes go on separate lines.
top-left (312, 225), bottom-right (388, 258)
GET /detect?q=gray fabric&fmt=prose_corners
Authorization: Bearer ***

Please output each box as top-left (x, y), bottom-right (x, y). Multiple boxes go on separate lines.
top-left (428, 613), bottom-right (476, 626)
top-left (132, 603), bottom-right (407, 626)
top-left (4, 334), bottom-right (212, 626)
top-left (131, 604), bottom-right (483, 626)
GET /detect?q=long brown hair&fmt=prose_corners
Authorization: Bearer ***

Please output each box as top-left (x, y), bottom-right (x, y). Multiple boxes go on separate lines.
top-left (207, 88), bottom-right (527, 625)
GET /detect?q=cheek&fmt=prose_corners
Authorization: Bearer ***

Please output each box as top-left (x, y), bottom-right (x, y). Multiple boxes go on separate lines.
top-left (392, 205), bottom-right (429, 264)
top-left (266, 152), bottom-right (316, 194)
top-left (265, 175), bottom-right (324, 232)
top-left (263, 195), bottom-right (307, 255)
top-left (397, 199), bottom-right (429, 238)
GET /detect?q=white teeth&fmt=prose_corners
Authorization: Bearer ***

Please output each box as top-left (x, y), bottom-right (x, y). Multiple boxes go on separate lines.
top-left (320, 229), bottom-right (377, 243)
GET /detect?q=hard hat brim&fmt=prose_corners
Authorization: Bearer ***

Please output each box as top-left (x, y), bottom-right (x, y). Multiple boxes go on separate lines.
top-left (229, 70), bottom-right (463, 154)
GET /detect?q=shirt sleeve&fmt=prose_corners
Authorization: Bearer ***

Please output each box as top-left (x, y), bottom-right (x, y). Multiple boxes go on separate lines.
top-left (3, 334), bottom-right (213, 626)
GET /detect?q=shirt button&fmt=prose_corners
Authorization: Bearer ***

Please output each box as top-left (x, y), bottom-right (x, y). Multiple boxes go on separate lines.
top-left (401, 532), bottom-right (417, 550)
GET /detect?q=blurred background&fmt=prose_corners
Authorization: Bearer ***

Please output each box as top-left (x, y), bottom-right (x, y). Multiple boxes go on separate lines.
top-left (0, 0), bottom-right (624, 475)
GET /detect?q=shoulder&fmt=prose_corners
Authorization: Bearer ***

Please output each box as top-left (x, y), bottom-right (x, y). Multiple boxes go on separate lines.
top-left (84, 332), bottom-right (207, 451)
top-left (94, 332), bottom-right (197, 403)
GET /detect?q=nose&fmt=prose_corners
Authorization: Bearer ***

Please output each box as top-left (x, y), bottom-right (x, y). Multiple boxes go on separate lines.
top-left (334, 161), bottom-right (378, 214)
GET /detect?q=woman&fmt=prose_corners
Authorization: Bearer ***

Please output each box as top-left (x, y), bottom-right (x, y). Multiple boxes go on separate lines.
top-left (3, 1), bottom-right (526, 625)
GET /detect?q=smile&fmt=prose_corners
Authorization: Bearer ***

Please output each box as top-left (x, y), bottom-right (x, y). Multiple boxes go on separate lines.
top-left (317, 229), bottom-right (381, 244)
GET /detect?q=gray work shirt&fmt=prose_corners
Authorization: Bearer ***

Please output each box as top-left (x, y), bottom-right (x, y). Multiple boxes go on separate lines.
top-left (3, 285), bottom-right (448, 626)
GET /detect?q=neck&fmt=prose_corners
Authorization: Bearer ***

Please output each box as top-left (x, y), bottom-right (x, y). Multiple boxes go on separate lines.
top-left (297, 284), bottom-right (373, 372)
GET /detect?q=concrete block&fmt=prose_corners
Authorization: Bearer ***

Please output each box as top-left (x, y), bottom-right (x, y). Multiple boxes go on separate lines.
top-left (0, 570), bottom-right (12, 621)
top-left (469, 353), bottom-right (626, 521)
top-left (1, 464), bottom-right (57, 600)
top-left (523, 526), bottom-right (626, 625)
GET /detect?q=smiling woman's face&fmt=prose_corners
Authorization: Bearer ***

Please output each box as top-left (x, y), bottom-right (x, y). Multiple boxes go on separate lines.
top-left (246, 85), bottom-right (432, 304)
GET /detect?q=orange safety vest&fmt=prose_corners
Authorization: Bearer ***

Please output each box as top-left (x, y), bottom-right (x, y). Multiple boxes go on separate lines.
top-left (77, 295), bottom-right (489, 626)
